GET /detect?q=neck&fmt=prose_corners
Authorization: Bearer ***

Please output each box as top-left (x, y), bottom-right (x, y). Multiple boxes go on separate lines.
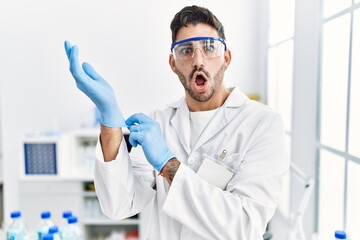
top-left (186, 87), bottom-right (230, 112)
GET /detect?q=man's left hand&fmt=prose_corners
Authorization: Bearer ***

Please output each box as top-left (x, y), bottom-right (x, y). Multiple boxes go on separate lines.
top-left (126, 113), bottom-right (175, 172)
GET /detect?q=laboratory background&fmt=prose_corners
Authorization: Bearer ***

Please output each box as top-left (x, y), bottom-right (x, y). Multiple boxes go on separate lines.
top-left (0, 0), bottom-right (359, 239)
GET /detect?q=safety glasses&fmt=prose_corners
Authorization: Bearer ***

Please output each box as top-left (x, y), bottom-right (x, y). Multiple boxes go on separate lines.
top-left (171, 36), bottom-right (227, 61)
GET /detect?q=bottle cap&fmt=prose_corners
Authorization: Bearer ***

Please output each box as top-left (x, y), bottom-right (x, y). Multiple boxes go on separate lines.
top-left (335, 230), bottom-right (346, 239)
top-left (41, 211), bottom-right (51, 219)
top-left (48, 226), bottom-right (59, 234)
top-left (42, 234), bottom-right (54, 240)
top-left (62, 211), bottom-right (72, 218)
top-left (10, 211), bottom-right (21, 218)
top-left (67, 216), bottom-right (78, 224)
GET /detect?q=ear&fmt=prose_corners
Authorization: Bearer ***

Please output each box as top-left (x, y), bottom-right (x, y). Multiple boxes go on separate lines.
top-left (169, 54), bottom-right (176, 73)
top-left (223, 50), bottom-right (232, 69)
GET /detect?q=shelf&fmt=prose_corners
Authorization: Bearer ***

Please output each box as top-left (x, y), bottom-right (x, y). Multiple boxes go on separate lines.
top-left (83, 218), bottom-right (139, 226)
top-left (19, 175), bottom-right (94, 182)
top-left (69, 127), bottom-right (129, 137)
top-left (17, 129), bottom-right (142, 239)
top-left (83, 191), bottom-right (97, 197)
top-left (69, 128), bottom-right (100, 137)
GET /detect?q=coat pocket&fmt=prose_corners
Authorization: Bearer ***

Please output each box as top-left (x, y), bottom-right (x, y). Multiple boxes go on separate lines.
top-left (197, 154), bottom-right (235, 190)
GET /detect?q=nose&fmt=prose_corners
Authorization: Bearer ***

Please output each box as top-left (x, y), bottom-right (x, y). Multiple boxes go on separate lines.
top-left (191, 48), bottom-right (205, 68)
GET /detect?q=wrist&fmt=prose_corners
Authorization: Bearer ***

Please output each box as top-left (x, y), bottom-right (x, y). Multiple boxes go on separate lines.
top-left (159, 158), bottom-right (180, 185)
top-left (154, 150), bottom-right (175, 172)
top-left (100, 109), bottom-right (126, 128)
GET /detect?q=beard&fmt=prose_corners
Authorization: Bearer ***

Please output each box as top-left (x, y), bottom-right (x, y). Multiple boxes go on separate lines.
top-left (175, 64), bottom-right (226, 102)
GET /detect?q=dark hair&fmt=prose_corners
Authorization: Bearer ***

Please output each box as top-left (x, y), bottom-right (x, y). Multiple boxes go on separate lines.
top-left (170, 5), bottom-right (226, 43)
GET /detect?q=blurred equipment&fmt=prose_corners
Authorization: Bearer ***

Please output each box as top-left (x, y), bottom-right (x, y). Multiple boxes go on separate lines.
top-left (286, 163), bottom-right (314, 240)
top-left (23, 132), bottom-right (65, 175)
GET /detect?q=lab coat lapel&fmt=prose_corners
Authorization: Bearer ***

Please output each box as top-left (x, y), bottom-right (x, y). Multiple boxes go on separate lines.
top-left (191, 106), bottom-right (229, 152)
top-left (191, 88), bottom-right (249, 152)
top-left (169, 98), bottom-right (191, 155)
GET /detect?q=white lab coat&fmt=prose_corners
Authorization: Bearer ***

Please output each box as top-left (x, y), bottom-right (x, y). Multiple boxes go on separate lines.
top-left (94, 87), bottom-right (288, 240)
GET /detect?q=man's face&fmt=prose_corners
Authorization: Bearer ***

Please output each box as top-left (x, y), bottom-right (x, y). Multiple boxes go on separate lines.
top-left (169, 23), bottom-right (231, 103)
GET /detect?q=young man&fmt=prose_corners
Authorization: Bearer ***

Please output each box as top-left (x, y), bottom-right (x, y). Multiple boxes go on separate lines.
top-left (65, 5), bottom-right (288, 240)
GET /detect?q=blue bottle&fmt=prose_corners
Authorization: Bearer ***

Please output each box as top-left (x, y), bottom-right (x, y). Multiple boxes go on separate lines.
top-left (42, 234), bottom-right (53, 240)
top-left (62, 211), bottom-right (72, 220)
top-left (48, 226), bottom-right (61, 240)
top-left (335, 230), bottom-right (346, 240)
top-left (6, 211), bottom-right (26, 240)
top-left (61, 216), bottom-right (84, 240)
top-left (59, 211), bottom-right (72, 238)
top-left (37, 211), bottom-right (54, 240)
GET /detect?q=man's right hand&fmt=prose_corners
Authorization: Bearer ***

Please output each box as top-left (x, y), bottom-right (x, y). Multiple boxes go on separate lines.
top-left (64, 40), bottom-right (126, 128)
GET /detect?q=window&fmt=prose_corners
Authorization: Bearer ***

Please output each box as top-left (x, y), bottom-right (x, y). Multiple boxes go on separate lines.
top-left (266, 1), bottom-right (360, 238)
top-left (317, 2), bottom-right (360, 239)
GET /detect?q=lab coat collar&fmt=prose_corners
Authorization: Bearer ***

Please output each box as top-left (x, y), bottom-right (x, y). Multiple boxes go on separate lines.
top-left (168, 87), bottom-right (249, 155)
top-left (223, 87), bottom-right (249, 108)
top-left (169, 98), bottom-right (191, 154)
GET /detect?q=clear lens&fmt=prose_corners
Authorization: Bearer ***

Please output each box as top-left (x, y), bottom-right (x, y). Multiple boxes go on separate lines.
top-left (172, 38), bottom-right (225, 60)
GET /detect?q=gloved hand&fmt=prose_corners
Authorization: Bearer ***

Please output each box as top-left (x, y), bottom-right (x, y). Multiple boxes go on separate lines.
top-left (126, 113), bottom-right (175, 172)
top-left (64, 40), bottom-right (126, 128)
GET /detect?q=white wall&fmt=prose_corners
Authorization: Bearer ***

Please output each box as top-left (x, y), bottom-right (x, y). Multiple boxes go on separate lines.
top-left (0, 0), bottom-right (262, 222)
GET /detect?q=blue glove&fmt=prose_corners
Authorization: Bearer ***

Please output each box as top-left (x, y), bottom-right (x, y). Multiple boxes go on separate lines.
top-left (64, 40), bottom-right (126, 128)
top-left (126, 113), bottom-right (175, 172)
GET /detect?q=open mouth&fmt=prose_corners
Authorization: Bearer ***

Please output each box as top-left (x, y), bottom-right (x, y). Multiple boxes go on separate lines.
top-left (195, 74), bottom-right (206, 86)
top-left (193, 72), bottom-right (208, 91)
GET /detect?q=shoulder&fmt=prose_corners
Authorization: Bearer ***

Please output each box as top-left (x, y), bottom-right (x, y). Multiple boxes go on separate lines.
top-left (228, 87), bottom-right (281, 123)
top-left (148, 97), bottom-right (185, 121)
top-left (244, 101), bottom-right (284, 134)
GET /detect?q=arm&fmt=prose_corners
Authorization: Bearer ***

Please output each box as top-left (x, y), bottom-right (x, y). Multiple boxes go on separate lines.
top-left (64, 41), bottom-right (155, 219)
top-left (64, 41), bottom-right (127, 162)
top-left (100, 125), bottom-right (122, 162)
top-left (94, 136), bottom-right (156, 220)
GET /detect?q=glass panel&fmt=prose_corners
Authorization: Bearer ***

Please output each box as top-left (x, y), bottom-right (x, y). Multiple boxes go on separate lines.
top-left (267, 47), bottom-right (278, 111)
top-left (266, 41), bottom-right (293, 132)
top-left (276, 41), bottom-right (293, 133)
top-left (318, 150), bottom-right (345, 239)
top-left (268, 0), bottom-right (295, 45)
top-left (322, 0), bottom-right (351, 18)
top-left (349, 10), bottom-right (360, 158)
top-left (346, 161), bottom-right (360, 240)
top-left (320, 15), bottom-right (350, 151)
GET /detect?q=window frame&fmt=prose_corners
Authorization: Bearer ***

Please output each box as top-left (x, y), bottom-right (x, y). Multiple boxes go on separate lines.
top-left (316, 1), bottom-right (360, 237)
